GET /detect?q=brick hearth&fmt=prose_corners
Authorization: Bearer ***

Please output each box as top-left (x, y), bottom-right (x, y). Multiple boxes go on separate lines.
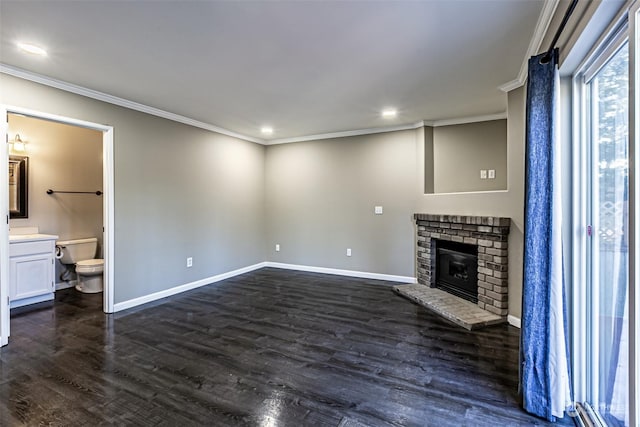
top-left (414, 214), bottom-right (511, 317)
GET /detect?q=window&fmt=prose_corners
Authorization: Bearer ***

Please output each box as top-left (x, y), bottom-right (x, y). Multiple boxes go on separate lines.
top-left (588, 40), bottom-right (629, 426)
top-left (574, 21), bottom-right (633, 427)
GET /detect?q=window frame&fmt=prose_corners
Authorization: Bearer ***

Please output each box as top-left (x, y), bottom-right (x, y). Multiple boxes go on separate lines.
top-left (571, 5), bottom-right (637, 425)
top-left (628, 2), bottom-right (640, 426)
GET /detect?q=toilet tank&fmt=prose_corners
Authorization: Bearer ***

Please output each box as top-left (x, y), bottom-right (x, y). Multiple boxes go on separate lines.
top-left (56, 237), bottom-right (98, 265)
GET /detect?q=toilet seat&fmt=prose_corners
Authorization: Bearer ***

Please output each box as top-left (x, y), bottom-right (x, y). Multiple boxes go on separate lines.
top-left (76, 259), bottom-right (104, 274)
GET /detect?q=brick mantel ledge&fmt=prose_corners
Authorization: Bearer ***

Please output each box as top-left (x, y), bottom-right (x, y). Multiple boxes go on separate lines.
top-left (413, 213), bottom-right (510, 227)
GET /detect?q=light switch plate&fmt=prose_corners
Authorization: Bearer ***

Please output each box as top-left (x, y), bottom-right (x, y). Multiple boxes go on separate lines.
top-left (374, 206), bottom-right (383, 215)
top-left (480, 170), bottom-right (487, 179)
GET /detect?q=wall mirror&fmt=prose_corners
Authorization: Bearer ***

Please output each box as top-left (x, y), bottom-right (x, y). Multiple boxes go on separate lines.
top-left (9, 155), bottom-right (28, 218)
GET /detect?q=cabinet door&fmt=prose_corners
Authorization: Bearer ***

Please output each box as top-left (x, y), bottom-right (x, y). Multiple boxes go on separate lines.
top-left (10, 254), bottom-right (54, 300)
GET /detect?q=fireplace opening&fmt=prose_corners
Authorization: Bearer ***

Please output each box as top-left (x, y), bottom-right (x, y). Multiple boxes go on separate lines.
top-left (435, 240), bottom-right (478, 303)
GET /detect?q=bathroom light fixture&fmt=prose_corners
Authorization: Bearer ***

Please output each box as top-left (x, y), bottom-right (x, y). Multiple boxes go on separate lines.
top-left (17, 42), bottom-right (47, 57)
top-left (261, 126), bottom-right (274, 135)
top-left (9, 134), bottom-right (27, 152)
top-left (381, 109), bottom-right (397, 118)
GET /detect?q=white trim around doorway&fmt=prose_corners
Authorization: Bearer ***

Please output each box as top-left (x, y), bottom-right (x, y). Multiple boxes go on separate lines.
top-left (0, 105), bottom-right (114, 347)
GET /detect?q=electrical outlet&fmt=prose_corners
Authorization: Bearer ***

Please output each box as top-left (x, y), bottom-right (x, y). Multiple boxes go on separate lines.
top-left (374, 206), bottom-right (383, 215)
top-left (480, 170), bottom-right (487, 179)
top-left (186, 257), bottom-right (193, 268)
top-left (346, 248), bottom-right (352, 257)
top-left (275, 244), bottom-right (280, 252)
top-left (488, 169), bottom-right (496, 179)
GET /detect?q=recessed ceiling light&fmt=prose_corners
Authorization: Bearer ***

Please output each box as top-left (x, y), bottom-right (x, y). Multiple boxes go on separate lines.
top-left (261, 126), bottom-right (273, 135)
top-left (382, 109), bottom-right (397, 118)
top-left (17, 42), bottom-right (47, 56)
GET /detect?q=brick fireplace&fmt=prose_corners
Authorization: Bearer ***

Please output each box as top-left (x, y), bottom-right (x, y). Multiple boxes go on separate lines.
top-left (414, 214), bottom-right (511, 317)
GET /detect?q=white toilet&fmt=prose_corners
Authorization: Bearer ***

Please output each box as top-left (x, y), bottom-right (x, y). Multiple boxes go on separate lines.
top-left (56, 237), bottom-right (104, 293)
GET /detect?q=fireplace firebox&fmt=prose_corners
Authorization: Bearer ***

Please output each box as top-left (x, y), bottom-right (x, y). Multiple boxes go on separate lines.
top-left (435, 240), bottom-right (478, 303)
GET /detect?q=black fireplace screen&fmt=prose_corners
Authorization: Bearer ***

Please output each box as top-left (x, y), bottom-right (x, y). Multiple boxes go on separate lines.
top-left (435, 240), bottom-right (478, 303)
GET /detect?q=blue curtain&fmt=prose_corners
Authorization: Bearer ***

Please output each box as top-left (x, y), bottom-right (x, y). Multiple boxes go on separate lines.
top-left (521, 49), bottom-right (570, 421)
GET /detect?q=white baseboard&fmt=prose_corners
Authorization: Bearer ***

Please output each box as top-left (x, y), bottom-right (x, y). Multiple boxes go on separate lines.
top-left (10, 293), bottom-right (54, 309)
top-left (113, 262), bottom-right (267, 312)
top-left (264, 262), bottom-right (417, 284)
top-left (507, 315), bottom-right (521, 328)
top-left (56, 281), bottom-right (76, 291)
top-left (113, 261), bottom-right (415, 313)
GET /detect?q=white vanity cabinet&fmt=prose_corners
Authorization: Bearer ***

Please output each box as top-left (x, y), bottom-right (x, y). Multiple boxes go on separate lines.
top-left (9, 234), bottom-right (58, 309)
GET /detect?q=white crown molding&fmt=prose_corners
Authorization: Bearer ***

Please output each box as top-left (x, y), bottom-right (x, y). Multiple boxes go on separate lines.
top-left (499, 0), bottom-right (560, 92)
top-left (498, 78), bottom-right (526, 94)
top-left (430, 112), bottom-right (507, 127)
top-left (0, 64), bottom-right (265, 145)
top-left (264, 112), bottom-right (507, 145)
top-left (2, 64), bottom-right (505, 145)
top-left (265, 121), bottom-right (427, 145)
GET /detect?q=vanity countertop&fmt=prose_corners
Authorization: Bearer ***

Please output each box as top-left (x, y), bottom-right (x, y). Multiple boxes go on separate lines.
top-left (9, 233), bottom-right (59, 243)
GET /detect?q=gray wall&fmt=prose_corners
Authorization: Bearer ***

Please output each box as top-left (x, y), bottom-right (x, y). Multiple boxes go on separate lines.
top-left (424, 126), bottom-right (435, 194)
top-left (1, 74), bottom-right (266, 304)
top-left (265, 130), bottom-right (418, 276)
top-left (1, 73), bottom-right (527, 319)
top-left (265, 91), bottom-right (526, 318)
top-left (432, 119), bottom-right (507, 193)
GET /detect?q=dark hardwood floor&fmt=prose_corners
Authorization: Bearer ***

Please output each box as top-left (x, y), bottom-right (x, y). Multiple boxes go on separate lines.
top-left (0, 268), bottom-right (574, 426)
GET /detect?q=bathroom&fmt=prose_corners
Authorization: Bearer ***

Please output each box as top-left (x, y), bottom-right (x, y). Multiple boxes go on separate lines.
top-left (7, 113), bottom-right (104, 310)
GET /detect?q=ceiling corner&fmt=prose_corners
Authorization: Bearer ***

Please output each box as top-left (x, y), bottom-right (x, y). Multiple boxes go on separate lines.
top-left (499, 0), bottom-right (560, 93)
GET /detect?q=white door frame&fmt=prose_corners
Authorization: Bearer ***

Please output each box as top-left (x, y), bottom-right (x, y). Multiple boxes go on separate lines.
top-left (0, 105), bottom-right (114, 347)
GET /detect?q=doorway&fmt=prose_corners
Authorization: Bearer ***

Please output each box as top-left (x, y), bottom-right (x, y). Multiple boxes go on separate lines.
top-left (0, 106), bottom-right (114, 347)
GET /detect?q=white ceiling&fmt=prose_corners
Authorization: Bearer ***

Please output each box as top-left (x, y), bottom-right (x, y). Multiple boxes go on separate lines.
top-left (0, 1), bottom-right (545, 142)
